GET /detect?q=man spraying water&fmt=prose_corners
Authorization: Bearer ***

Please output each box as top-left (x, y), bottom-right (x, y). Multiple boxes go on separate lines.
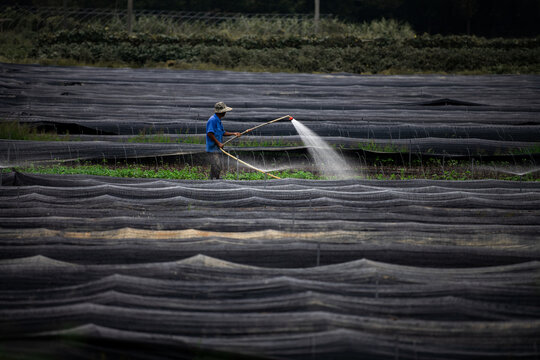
top-left (207, 111), bottom-right (293, 180)
top-left (206, 102), bottom-right (241, 179)
top-left (207, 111), bottom-right (353, 180)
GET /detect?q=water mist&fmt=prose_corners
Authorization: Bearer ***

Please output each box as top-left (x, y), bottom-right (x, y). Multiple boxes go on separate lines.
top-left (291, 119), bottom-right (356, 179)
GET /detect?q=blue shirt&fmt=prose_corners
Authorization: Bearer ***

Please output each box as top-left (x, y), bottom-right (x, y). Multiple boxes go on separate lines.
top-left (206, 113), bottom-right (224, 153)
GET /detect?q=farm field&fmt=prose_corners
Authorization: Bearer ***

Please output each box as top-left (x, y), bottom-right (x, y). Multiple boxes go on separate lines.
top-left (0, 63), bottom-right (540, 359)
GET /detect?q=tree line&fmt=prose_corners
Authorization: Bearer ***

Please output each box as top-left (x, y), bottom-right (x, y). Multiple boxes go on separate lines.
top-left (6, 0), bottom-right (540, 37)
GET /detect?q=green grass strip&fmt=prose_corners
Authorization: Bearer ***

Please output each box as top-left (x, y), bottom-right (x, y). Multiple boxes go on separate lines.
top-left (5, 163), bottom-right (539, 181)
top-left (9, 163), bottom-right (321, 180)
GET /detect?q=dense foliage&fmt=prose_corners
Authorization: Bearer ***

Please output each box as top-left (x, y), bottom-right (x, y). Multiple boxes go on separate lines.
top-left (1, 10), bottom-right (538, 74)
top-left (1, 7), bottom-right (537, 74)
top-left (30, 28), bottom-right (540, 74)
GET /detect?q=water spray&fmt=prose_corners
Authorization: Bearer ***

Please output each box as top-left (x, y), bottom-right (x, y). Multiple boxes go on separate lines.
top-left (291, 119), bottom-right (356, 179)
top-left (220, 115), bottom-right (295, 180)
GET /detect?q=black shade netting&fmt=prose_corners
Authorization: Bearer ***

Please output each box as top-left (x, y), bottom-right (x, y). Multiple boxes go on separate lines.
top-left (1, 172), bottom-right (540, 359)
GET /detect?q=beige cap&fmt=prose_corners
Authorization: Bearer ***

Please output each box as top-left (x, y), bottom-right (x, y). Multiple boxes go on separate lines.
top-left (214, 101), bottom-right (233, 113)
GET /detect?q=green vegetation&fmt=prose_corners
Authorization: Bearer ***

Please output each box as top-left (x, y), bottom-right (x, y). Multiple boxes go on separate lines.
top-left (12, 163), bottom-right (209, 180)
top-left (8, 162), bottom-right (322, 180)
top-left (2, 120), bottom-right (538, 182)
top-left (0, 8), bottom-right (537, 74)
top-left (223, 169), bottom-right (318, 180)
top-left (1, 8), bottom-right (414, 39)
top-left (5, 159), bottom-right (538, 182)
top-left (0, 120), bottom-right (72, 141)
top-left (2, 1), bottom-right (537, 38)
top-left (30, 31), bottom-right (539, 74)
top-left (0, 30), bottom-right (35, 63)
top-left (509, 144), bottom-right (540, 156)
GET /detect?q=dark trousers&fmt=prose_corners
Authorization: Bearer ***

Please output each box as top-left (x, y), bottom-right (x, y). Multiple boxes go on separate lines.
top-left (208, 152), bottom-right (224, 179)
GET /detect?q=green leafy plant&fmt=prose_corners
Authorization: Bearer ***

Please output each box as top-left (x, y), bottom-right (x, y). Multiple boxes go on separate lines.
top-left (12, 162), bottom-right (322, 180)
top-left (15, 163), bottom-right (209, 180)
top-left (223, 169), bottom-right (320, 180)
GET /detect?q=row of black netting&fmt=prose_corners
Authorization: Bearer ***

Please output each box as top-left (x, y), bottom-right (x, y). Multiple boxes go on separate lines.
top-left (1, 172), bottom-right (539, 359)
top-left (1, 62), bottom-right (539, 167)
top-left (1, 136), bottom-right (539, 168)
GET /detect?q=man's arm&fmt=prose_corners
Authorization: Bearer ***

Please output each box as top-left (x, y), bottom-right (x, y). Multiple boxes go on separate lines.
top-left (207, 132), bottom-right (223, 149)
top-left (224, 131), bottom-right (241, 137)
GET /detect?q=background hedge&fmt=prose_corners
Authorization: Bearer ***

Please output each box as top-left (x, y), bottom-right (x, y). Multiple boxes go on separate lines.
top-left (32, 30), bottom-right (540, 74)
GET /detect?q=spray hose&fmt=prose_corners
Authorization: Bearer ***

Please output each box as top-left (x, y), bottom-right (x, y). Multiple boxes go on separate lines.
top-left (220, 115), bottom-right (294, 180)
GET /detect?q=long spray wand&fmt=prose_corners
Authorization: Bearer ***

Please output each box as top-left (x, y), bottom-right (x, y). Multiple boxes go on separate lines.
top-left (219, 115), bottom-right (295, 180)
